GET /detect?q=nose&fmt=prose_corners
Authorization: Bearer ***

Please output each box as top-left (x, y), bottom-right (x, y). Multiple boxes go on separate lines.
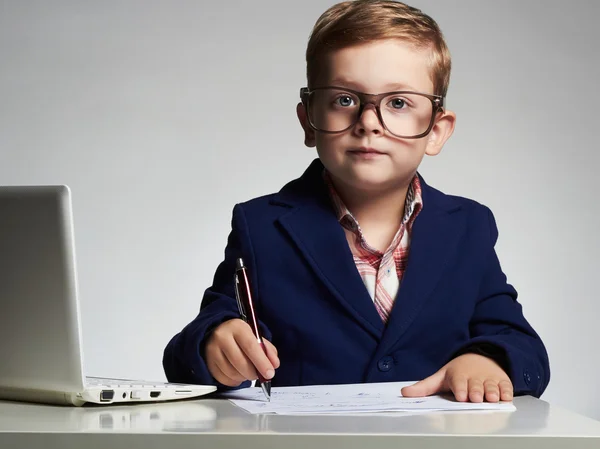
top-left (354, 104), bottom-right (384, 136)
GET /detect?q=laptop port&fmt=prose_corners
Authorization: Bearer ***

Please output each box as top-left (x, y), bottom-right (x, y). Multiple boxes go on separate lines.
top-left (100, 390), bottom-right (115, 402)
top-left (150, 391), bottom-right (161, 398)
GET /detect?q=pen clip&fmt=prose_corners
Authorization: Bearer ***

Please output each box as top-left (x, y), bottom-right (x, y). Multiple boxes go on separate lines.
top-left (234, 273), bottom-right (247, 321)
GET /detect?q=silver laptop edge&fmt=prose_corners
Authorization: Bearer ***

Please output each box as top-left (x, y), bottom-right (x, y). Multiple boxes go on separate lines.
top-left (0, 185), bottom-right (215, 406)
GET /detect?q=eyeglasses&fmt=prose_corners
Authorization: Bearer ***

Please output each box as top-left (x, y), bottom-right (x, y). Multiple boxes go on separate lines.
top-left (300, 86), bottom-right (444, 139)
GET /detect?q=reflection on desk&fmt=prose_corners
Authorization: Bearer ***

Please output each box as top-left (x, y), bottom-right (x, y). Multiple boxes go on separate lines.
top-left (0, 400), bottom-right (217, 433)
top-left (0, 395), bottom-right (599, 439)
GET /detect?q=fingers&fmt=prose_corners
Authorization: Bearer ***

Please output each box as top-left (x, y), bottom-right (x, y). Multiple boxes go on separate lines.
top-left (467, 378), bottom-right (484, 403)
top-left (207, 348), bottom-right (246, 386)
top-left (483, 379), bottom-right (500, 402)
top-left (402, 373), bottom-right (513, 403)
top-left (205, 319), bottom-right (278, 385)
top-left (444, 354), bottom-right (514, 402)
top-left (498, 380), bottom-right (514, 401)
top-left (459, 378), bottom-right (513, 403)
top-left (235, 330), bottom-right (276, 380)
top-left (447, 373), bottom-right (469, 402)
top-left (221, 335), bottom-right (261, 381)
top-left (401, 369), bottom-right (446, 397)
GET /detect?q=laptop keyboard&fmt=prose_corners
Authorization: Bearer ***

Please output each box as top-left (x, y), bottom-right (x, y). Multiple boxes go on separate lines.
top-left (86, 376), bottom-right (182, 389)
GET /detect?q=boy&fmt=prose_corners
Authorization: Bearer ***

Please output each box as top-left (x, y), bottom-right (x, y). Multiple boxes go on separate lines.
top-left (163, 0), bottom-right (549, 403)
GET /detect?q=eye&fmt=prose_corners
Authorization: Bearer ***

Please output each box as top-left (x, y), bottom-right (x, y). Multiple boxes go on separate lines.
top-left (388, 97), bottom-right (407, 109)
top-left (334, 95), bottom-right (356, 107)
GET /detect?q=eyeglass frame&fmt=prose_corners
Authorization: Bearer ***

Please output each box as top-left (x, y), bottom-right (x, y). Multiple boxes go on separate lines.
top-left (300, 86), bottom-right (445, 139)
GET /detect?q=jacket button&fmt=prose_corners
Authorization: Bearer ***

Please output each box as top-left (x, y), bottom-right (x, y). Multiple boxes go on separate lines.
top-left (378, 356), bottom-right (394, 372)
top-left (523, 370), bottom-right (532, 385)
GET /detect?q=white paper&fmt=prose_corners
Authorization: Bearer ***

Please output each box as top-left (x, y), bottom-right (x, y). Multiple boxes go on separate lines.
top-left (220, 381), bottom-right (516, 415)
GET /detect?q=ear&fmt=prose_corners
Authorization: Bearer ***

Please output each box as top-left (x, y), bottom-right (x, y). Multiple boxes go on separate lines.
top-left (297, 102), bottom-right (316, 148)
top-left (425, 109), bottom-right (456, 156)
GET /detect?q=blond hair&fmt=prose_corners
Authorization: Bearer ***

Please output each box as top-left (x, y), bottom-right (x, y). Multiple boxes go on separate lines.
top-left (306, 0), bottom-right (451, 97)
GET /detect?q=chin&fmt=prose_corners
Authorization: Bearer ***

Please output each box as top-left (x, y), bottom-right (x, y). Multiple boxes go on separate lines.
top-left (343, 173), bottom-right (395, 192)
top-left (349, 164), bottom-right (394, 183)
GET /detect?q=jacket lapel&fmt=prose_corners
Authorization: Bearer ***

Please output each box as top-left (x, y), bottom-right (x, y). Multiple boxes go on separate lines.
top-left (272, 161), bottom-right (466, 348)
top-left (375, 176), bottom-right (466, 356)
top-left (274, 160), bottom-right (385, 339)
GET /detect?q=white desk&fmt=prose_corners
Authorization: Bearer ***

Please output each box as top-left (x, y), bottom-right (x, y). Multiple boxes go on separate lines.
top-left (1, 396), bottom-right (599, 449)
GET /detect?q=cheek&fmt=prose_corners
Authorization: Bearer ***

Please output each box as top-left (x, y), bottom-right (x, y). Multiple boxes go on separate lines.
top-left (314, 134), bottom-right (343, 159)
top-left (389, 137), bottom-right (428, 161)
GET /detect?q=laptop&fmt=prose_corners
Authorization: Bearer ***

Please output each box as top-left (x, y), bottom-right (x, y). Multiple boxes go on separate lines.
top-left (0, 185), bottom-right (216, 406)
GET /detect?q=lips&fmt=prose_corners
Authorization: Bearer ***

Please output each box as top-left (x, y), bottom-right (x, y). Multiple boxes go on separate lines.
top-left (349, 147), bottom-right (386, 155)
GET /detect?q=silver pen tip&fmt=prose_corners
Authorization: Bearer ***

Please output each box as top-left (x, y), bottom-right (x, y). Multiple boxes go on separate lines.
top-left (262, 381), bottom-right (271, 401)
top-left (236, 258), bottom-right (244, 269)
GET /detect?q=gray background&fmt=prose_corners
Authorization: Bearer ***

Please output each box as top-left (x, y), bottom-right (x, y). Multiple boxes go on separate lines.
top-left (1, 0), bottom-right (599, 419)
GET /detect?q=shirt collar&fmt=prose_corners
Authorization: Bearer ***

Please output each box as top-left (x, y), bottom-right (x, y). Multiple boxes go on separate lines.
top-left (323, 169), bottom-right (423, 230)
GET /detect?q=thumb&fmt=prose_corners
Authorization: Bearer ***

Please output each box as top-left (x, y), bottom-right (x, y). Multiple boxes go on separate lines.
top-left (401, 368), bottom-right (446, 397)
top-left (262, 339), bottom-right (280, 369)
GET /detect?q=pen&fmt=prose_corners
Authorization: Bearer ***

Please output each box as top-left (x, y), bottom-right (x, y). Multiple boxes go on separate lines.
top-left (234, 257), bottom-right (272, 402)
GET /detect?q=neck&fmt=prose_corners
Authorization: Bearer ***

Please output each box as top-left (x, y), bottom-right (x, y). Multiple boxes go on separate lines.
top-left (330, 174), bottom-right (415, 229)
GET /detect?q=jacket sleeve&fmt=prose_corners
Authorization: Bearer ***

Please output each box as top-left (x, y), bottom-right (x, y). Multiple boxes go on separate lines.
top-left (162, 203), bottom-right (272, 389)
top-left (453, 206), bottom-right (550, 397)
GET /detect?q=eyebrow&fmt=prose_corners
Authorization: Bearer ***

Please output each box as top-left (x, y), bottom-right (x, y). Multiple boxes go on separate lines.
top-left (328, 78), bottom-right (419, 93)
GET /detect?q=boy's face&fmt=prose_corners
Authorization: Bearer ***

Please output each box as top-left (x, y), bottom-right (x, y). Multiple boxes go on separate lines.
top-left (298, 39), bottom-right (456, 193)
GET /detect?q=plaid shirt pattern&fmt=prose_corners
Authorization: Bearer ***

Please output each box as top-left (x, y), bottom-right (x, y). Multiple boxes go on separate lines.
top-left (324, 171), bottom-right (423, 322)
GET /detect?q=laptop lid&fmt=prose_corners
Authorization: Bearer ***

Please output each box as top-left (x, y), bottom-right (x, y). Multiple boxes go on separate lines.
top-left (0, 185), bottom-right (86, 393)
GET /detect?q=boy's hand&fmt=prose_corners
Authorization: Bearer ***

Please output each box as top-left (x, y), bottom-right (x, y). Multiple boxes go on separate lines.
top-left (205, 319), bottom-right (280, 387)
top-left (401, 353), bottom-right (513, 402)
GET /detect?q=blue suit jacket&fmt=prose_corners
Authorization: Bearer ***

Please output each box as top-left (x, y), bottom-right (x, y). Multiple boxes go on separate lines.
top-left (163, 159), bottom-right (550, 397)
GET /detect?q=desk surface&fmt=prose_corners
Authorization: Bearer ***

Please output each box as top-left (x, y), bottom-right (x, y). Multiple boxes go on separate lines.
top-left (1, 396), bottom-right (599, 449)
